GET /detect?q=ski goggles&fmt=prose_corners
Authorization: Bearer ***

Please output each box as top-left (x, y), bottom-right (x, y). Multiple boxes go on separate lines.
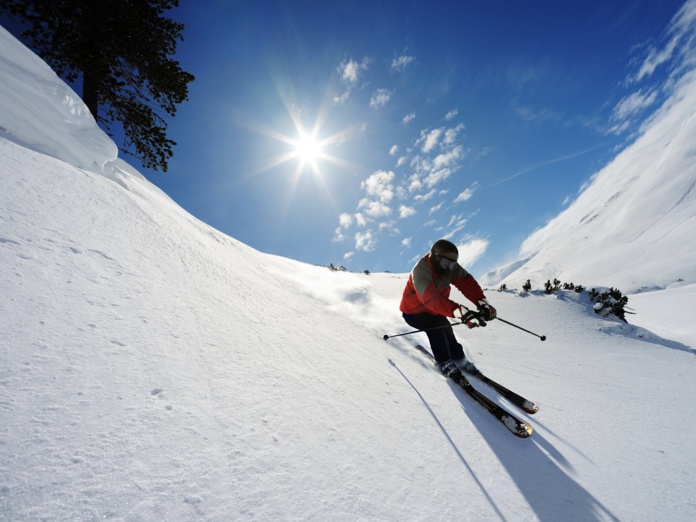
top-left (436, 255), bottom-right (457, 270)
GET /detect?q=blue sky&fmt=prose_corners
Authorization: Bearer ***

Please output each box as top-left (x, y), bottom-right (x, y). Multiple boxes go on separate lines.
top-left (8, 1), bottom-right (691, 275)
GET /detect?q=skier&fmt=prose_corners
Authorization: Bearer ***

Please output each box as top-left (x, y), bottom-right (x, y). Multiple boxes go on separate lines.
top-left (400, 239), bottom-right (497, 377)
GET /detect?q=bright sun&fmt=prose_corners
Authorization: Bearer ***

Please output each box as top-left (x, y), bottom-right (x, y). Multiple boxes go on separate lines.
top-left (295, 133), bottom-right (322, 164)
top-left (241, 104), bottom-right (357, 182)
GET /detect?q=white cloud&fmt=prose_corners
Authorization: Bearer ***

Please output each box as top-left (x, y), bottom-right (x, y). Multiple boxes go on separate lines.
top-left (445, 109), bottom-right (458, 120)
top-left (414, 189), bottom-right (436, 202)
top-left (514, 105), bottom-right (559, 123)
top-left (370, 88), bottom-right (393, 109)
top-left (399, 205), bottom-right (417, 218)
top-left (454, 188), bottom-right (475, 203)
top-left (456, 238), bottom-right (489, 268)
top-left (408, 175), bottom-right (422, 193)
top-left (432, 146), bottom-right (464, 170)
top-left (611, 89), bottom-right (658, 125)
top-left (339, 57), bottom-right (369, 85)
top-left (358, 199), bottom-right (392, 217)
top-left (634, 37), bottom-right (680, 83)
top-left (424, 168), bottom-right (452, 188)
top-left (333, 91), bottom-right (351, 105)
top-left (343, 251), bottom-right (355, 260)
top-left (403, 112), bottom-right (416, 124)
top-left (339, 212), bottom-right (353, 228)
top-left (402, 237), bottom-right (412, 247)
top-left (478, 146), bottom-right (493, 158)
top-left (355, 230), bottom-right (376, 252)
top-left (410, 154), bottom-right (427, 172)
top-left (446, 214), bottom-right (467, 228)
top-left (334, 57), bottom-right (369, 105)
top-left (400, 122), bottom-right (469, 206)
top-left (429, 202), bottom-right (444, 214)
top-left (361, 170), bottom-right (395, 202)
top-left (337, 111), bottom-right (472, 257)
top-left (418, 127), bottom-right (443, 153)
top-left (391, 53), bottom-right (416, 72)
top-left (444, 123), bottom-right (465, 144)
top-left (357, 171), bottom-right (396, 219)
top-left (441, 214), bottom-right (468, 238)
top-left (379, 220), bottom-right (399, 234)
top-left (629, 1), bottom-right (696, 84)
top-left (332, 227), bottom-right (344, 242)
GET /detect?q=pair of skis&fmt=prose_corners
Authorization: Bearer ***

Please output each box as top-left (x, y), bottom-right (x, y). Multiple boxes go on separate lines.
top-left (414, 345), bottom-right (538, 438)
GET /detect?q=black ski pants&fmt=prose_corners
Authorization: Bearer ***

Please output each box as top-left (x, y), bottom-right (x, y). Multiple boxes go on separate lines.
top-left (402, 312), bottom-right (465, 363)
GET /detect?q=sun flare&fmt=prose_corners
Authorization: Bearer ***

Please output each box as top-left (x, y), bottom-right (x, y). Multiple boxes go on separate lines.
top-left (235, 88), bottom-right (360, 183)
top-left (294, 133), bottom-right (322, 164)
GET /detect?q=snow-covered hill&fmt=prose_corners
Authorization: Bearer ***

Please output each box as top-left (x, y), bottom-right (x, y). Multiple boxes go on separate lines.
top-left (1, 24), bottom-right (695, 522)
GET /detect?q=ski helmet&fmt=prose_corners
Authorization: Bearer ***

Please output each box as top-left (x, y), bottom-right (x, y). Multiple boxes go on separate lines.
top-left (430, 239), bottom-right (458, 273)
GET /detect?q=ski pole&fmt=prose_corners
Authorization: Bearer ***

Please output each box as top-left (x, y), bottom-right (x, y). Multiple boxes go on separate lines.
top-left (455, 305), bottom-right (548, 341)
top-left (495, 317), bottom-right (547, 341)
top-left (383, 310), bottom-right (482, 340)
top-left (383, 320), bottom-right (466, 341)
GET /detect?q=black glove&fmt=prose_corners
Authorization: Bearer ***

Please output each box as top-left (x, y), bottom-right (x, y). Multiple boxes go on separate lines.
top-left (456, 305), bottom-right (484, 328)
top-left (477, 299), bottom-right (497, 321)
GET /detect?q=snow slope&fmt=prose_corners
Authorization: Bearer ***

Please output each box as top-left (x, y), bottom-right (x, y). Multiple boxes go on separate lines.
top-left (2, 22), bottom-right (696, 522)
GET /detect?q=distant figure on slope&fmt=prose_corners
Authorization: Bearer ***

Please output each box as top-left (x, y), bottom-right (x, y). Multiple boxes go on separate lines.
top-left (400, 239), bottom-right (497, 377)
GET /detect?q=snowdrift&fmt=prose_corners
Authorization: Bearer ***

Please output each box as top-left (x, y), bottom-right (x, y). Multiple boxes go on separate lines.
top-left (0, 26), bottom-right (116, 173)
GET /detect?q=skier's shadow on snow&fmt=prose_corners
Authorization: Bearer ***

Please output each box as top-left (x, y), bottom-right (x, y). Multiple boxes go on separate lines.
top-left (389, 358), bottom-right (619, 522)
top-left (388, 359), bottom-right (508, 520)
top-left (462, 404), bottom-right (619, 522)
top-left (449, 380), bottom-right (620, 522)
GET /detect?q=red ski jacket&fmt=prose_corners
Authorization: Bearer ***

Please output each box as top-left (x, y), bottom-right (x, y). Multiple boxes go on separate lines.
top-left (400, 254), bottom-right (486, 317)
